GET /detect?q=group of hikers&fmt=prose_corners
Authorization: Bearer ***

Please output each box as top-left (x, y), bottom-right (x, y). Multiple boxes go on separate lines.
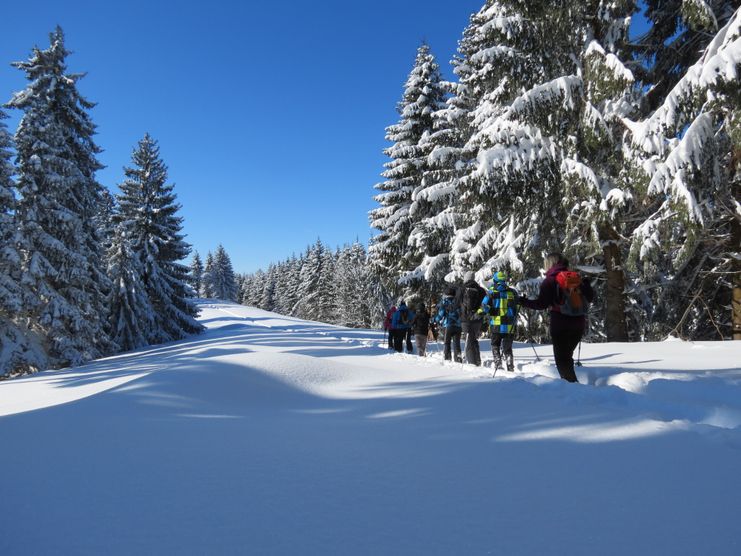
top-left (382, 253), bottom-right (594, 383)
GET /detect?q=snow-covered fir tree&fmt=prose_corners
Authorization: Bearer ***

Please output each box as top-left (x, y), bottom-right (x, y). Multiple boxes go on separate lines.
top-left (115, 134), bottom-right (203, 344)
top-left (295, 241), bottom-right (325, 320)
top-left (369, 43), bottom-right (446, 296)
top-left (444, 1), bottom-right (548, 286)
top-left (8, 27), bottom-right (113, 367)
top-left (237, 273), bottom-right (251, 305)
top-left (210, 245), bottom-right (238, 301)
top-left (243, 269), bottom-right (264, 307)
top-left (203, 251), bottom-right (215, 298)
top-left (190, 251), bottom-right (204, 297)
top-left (429, 1), bottom-right (642, 341)
top-left (625, 7), bottom-right (741, 340)
top-left (336, 242), bottom-right (383, 328)
top-left (271, 257), bottom-right (297, 316)
top-left (0, 109), bottom-right (43, 376)
top-left (106, 226), bottom-right (154, 351)
top-left (316, 246), bottom-right (339, 324)
top-left (234, 273), bottom-right (245, 302)
top-left (258, 264), bottom-right (278, 311)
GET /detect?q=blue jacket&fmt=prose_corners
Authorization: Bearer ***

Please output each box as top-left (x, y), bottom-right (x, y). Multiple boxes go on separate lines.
top-left (434, 296), bottom-right (462, 329)
top-left (391, 304), bottom-right (415, 330)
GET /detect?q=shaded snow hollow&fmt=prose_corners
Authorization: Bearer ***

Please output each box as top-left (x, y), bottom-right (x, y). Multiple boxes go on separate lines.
top-left (1, 301), bottom-right (740, 555)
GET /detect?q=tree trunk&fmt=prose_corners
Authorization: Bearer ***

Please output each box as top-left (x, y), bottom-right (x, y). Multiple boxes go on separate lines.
top-left (600, 224), bottom-right (629, 342)
top-left (732, 144), bottom-right (741, 340)
top-left (732, 211), bottom-right (741, 340)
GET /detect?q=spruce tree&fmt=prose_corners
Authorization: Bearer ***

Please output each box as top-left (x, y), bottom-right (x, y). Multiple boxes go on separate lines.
top-left (115, 134), bottom-right (203, 343)
top-left (8, 27), bottom-right (112, 366)
top-left (203, 251), bottom-right (215, 298)
top-left (271, 258), bottom-right (295, 316)
top-left (190, 251), bottom-right (204, 297)
top-left (454, 1), bottom-right (642, 340)
top-left (296, 240), bottom-right (325, 320)
top-left (369, 43), bottom-right (446, 295)
top-left (211, 244), bottom-right (238, 301)
top-left (626, 8), bottom-right (741, 339)
top-left (0, 110), bottom-right (43, 375)
top-left (336, 242), bottom-right (379, 328)
top-left (245, 269), bottom-right (265, 308)
top-left (316, 247), bottom-right (338, 323)
top-left (107, 226), bottom-right (154, 351)
top-left (258, 264), bottom-right (278, 311)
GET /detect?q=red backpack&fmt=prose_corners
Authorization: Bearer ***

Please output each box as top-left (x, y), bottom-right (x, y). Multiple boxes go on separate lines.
top-left (554, 271), bottom-right (588, 316)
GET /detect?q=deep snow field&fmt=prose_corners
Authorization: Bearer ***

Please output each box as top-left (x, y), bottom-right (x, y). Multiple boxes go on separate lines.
top-left (1, 300), bottom-right (740, 555)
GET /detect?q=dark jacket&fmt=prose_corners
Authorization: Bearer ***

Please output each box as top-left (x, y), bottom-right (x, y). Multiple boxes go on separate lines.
top-left (411, 308), bottom-right (431, 335)
top-left (521, 262), bottom-right (595, 333)
top-left (461, 279), bottom-right (487, 323)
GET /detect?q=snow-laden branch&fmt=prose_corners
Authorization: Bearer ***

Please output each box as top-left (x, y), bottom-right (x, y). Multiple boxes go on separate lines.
top-left (648, 112), bottom-right (714, 223)
top-left (502, 75), bottom-right (582, 121)
top-left (585, 40), bottom-right (635, 84)
top-left (560, 158), bottom-right (606, 198)
top-left (468, 216), bottom-right (524, 280)
top-left (474, 121), bottom-right (558, 179)
top-left (626, 9), bottom-right (741, 151)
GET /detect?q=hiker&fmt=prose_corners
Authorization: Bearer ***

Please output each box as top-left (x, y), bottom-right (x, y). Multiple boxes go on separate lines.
top-left (391, 301), bottom-right (415, 354)
top-left (479, 271), bottom-right (519, 372)
top-left (383, 304), bottom-right (396, 350)
top-left (434, 287), bottom-right (462, 363)
top-left (461, 271), bottom-right (487, 366)
top-left (519, 253), bottom-right (594, 383)
top-left (411, 303), bottom-right (431, 356)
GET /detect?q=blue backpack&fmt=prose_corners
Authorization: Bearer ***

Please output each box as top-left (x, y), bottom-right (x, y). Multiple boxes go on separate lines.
top-left (435, 297), bottom-right (461, 329)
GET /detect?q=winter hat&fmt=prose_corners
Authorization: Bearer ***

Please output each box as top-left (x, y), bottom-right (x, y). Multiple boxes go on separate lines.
top-left (464, 271), bottom-right (475, 282)
top-left (445, 286), bottom-right (456, 297)
top-left (492, 271), bottom-right (507, 283)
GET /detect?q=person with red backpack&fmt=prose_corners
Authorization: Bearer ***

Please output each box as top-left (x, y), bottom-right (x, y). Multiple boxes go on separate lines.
top-left (519, 253), bottom-right (594, 382)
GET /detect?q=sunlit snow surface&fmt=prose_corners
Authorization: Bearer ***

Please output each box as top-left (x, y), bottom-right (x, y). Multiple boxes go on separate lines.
top-left (1, 301), bottom-right (740, 555)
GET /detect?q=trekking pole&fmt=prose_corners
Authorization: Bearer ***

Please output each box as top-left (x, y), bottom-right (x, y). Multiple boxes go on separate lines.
top-left (575, 341), bottom-right (583, 367)
top-left (528, 338), bottom-right (541, 362)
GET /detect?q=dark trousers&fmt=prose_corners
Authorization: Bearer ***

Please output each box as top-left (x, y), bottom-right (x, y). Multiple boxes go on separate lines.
top-left (393, 329), bottom-right (413, 353)
top-left (386, 329), bottom-right (393, 350)
top-left (490, 331), bottom-right (514, 370)
top-left (443, 326), bottom-right (462, 362)
top-left (551, 328), bottom-right (582, 382)
top-left (463, 320), bottom-right (483, 366)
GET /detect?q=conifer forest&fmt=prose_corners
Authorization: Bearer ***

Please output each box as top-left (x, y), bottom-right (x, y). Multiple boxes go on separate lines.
top-left (1, 2), bottom-right (740, 377)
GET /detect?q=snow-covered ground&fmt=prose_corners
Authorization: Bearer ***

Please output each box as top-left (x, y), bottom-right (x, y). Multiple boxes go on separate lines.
top-left (1, 301), bottom-right (740, 555)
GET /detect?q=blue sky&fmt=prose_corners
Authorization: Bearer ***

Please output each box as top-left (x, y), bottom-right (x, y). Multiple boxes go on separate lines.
top-left (1, 1), bottom-right (649, 273)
